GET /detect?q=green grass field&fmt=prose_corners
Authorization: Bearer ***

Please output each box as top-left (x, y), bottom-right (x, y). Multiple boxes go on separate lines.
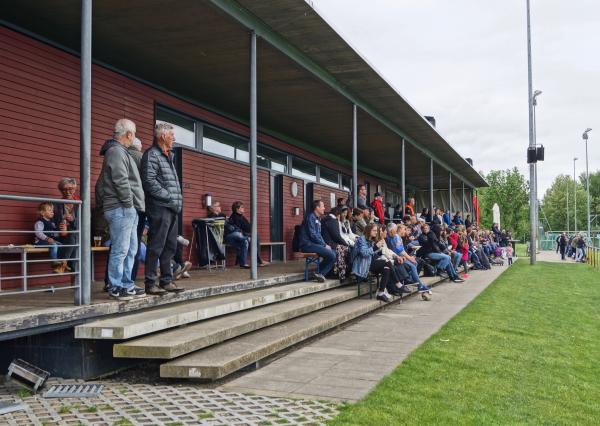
top-left (329, 261), bottom-right (600, 425)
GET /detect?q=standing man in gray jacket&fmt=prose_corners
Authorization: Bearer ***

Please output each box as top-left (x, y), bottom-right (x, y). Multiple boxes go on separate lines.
top-left (141, 122), bottom-right (184, 294)
top-left (96, 118), bottom-right (146, 300)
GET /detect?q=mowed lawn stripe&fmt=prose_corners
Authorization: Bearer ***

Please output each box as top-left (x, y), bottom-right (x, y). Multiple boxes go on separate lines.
top-left (330, 261), bottom-right (600, 425)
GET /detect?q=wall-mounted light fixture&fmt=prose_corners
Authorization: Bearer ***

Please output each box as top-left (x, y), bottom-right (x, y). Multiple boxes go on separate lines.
top-left (293, 207), bottom-right (300, 216)
top-left (204, 193), bottom-right (212, 207)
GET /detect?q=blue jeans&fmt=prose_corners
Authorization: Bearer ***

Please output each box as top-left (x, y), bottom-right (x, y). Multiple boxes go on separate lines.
top-left (36, 240), bottom-right (61, 259)
top-left (427, 252), bottom-right (451, 270)
top-left (300, 243), bottom-right (336, 276)
top-left (104, 206), bottom-right (138, 289)
top-left (403, 258), bottom-right (423, 285)
top-left (224, 231), bottom-right (249, 266)
top-left (451, 251), bottom-right (462, 270)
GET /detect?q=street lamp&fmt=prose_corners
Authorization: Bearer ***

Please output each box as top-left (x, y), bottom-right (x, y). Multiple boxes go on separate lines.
top-left (526, 0), bottom-right (536, 264)
top-left (573, 157), bottom-right (578, 233)
top-left (582, 128), bottom-right (592, 243)
top-left (532, 90), bottom-right (542, 248)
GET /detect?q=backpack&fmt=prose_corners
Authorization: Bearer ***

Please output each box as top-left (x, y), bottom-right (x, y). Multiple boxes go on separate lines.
top-left (292, 225), bottom-right (302, 252)
top-left (417, 257), bottom-right (437, 277)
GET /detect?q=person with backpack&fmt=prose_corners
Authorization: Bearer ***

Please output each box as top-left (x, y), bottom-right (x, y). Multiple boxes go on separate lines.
top-left (298, 200), bottom-right (336, 282)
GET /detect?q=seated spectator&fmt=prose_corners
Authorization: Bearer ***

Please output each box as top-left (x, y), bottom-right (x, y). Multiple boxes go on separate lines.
top-left (351, 208), bottom-right (367, 236)
top-left (34, 202), bottom-right (64, 273)
top-left (457, 232), bottom-right (470, 277)
top-left (453, 211), bottom-right (464, 226)
top-left (393, 204), bottom-right (403, 222)
top-left (227, 201), bottom-right (269, 267)
top-left (299, 200), bottom-right (336, 282)
top-left (371, 192), bottom-right (385, 224)
top-left (418, 223), bottom-right (464, 282)
top-left (405, 197), bottom-right (416, 217)
top-left (443, 209), bottom-right (452, 226)
top-left (387, 223), bottom-right (427, 289)
top-left (336, 197), bottom-right (347, 208)
top-left (54, 177), bottom-right (80, 275)
top-left (361, 224), bottom-right (394, 302)
top-left (421, 207), bottom-right (432, 223)
top-left (432, 207), bottom-right (443, 226)
top-left (464, 214), bottom-right (472, 229)
top-left (339, 206), bottom-right (358, 247)
top-left (207, 201), bottom-right (226, 219)
top-left (439, 229), bottom-right (462, 275)
top-left (357, 184), bottom-right (368, 210)
top-left (377, 226), bottom-right (414, 295)
top-left (321, 207), bottom-right (351, 281)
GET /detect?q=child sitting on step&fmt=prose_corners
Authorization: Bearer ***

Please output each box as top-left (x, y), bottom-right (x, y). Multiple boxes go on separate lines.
top-left (34, 202), bottom-right (64, 273)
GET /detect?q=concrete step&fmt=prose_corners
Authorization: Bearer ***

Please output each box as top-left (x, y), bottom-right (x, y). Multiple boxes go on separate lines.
top-left (159, 298), bottom-right (384, 380)
top-left (113, 287), bottom-right (358, 359)
top-left (75, 280), bottom-right (342, 340)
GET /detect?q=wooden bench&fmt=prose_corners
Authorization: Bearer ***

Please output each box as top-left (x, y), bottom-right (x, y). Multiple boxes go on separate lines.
top-left (294, 252), bottom-right (320, 281)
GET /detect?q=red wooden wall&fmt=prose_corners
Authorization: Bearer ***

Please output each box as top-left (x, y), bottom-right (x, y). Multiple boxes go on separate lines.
top-left (0, 26), bottom-right (399, 286)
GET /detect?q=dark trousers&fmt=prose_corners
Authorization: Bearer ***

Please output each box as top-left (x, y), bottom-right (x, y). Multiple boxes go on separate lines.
top-left (370, 258), bottom-right (391, 291)
top-left (145, 206), bottom-right (178, 288)
top-left (130, 211), bottom-right (146, 282)
top-left (57, 234), bottom-right (77, 272)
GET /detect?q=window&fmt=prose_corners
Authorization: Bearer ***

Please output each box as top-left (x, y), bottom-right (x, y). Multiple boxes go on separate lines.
top-left (291, 157), bottom-right (316, 182)
top-left (319, 167), bottom-right (339, 188)
top-left (203, 126), bottom-right (249, 163)
top-left (341, 175), bottom-right (352, 192)
top-left (156, 107), bottom-right (196, 148)
top-left (258, 145), bottom-right (288, 173)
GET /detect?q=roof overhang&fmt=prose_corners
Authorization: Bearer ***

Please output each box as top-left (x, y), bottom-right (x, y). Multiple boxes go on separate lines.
top-left (0, 0), bottom-right (487, 189)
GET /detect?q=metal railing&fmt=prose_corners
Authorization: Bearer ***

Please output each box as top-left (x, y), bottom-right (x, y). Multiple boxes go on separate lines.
top-left (0, 194), bottom-right (83, 304)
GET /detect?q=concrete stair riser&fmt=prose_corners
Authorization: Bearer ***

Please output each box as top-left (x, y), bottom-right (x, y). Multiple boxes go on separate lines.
top-left (75, 280), bottom-right (342, 340)
top-left (114, 288), bottom-right (357, 359)
top-left (159, 299), bottom-right (382, 380)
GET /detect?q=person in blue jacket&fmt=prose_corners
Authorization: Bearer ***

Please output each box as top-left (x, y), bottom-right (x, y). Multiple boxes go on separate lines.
top-left (299, 200), bottom-right (336, 282)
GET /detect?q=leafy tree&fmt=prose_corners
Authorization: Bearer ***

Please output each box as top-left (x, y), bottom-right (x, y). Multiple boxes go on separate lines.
top-left (477, 168), bottom-right (530, 239)
top-left (540, 175), bottom-right (586, 232)
top-left (542, 170), bottom-right (600, 233)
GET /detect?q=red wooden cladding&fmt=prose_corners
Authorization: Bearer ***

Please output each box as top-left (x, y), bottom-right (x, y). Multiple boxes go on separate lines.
top-left (0, 26), bottom-right (399, 286)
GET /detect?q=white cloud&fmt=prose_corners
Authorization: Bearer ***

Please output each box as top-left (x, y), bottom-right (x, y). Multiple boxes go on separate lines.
top-left (311, 0), bottom-right (600, 194)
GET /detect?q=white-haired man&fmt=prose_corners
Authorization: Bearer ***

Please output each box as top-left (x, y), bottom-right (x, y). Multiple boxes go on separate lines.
top-left (141, 122), bottom-right (184, 294)
top-left (96, 118), bottom-right (146, 300)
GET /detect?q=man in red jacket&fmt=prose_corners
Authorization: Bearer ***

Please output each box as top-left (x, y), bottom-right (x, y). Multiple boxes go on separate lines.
top-left (371, 192), bottom-right (385, 224)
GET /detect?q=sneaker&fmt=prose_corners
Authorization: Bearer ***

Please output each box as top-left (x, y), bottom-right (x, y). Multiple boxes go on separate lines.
top-left (417, 284), bottom-right (431, 293)
top-left (314, 273), bottom-right (326, 283)
top-left (172, 264), bottom-right (183, 281)
top-left (399, 285), bottom-right (412, 294)
top-left (161, 282), bottom-right (185, 293)
top-left (388, 287), bottom-right (402, 296)
top-left (109, 287), bottom-right (133, 301)
top-left (376, 292), bottom-right (392, 302)
top-left (146, 285), bottom-right (167, 296)
top-left (177, 235), bottom-right (190, 246)
top-left (451, 277), bottom-right (465, 283)
top-left (125, 286), bottom-right (146, 298)
top-left (182, 271), bottom-right (191, 279)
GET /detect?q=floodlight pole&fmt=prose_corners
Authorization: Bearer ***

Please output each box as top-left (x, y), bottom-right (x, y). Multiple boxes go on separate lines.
top-left (573, 157), bottom-right (578, 232)
top-left (526, 0), bottom-right (536, 264)
top-left (583, 129), bottom-right (592, 244)
top-left (533, 90), bottom-right (541, 250)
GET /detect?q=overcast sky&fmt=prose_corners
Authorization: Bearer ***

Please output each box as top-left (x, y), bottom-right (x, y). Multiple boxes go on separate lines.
top-left (310, 0), bottom-right (600, 195)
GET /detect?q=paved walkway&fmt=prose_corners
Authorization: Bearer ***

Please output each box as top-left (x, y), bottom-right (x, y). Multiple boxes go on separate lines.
top-left (536, 250), bottom-right (577, 263)
top-left (222, 263), bottom-right (510, 401)
top-left (0, 377), bottom-right (339, 425)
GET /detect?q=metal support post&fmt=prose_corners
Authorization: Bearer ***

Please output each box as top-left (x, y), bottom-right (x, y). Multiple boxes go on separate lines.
top-left (448, 172), bottom-right (452, 213)
top-left (401, 138), bottom-right (406, 213)
top-left (79, 0), bottom-right (92, 304)
top-left (429, 159), bottom-right (434, 215)
top-left (352, 104), bottom-right (358, 208)
top-left (462, 181), bottom-right (465, 213)
top-left (249, 30), bottom-right (258, 280)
